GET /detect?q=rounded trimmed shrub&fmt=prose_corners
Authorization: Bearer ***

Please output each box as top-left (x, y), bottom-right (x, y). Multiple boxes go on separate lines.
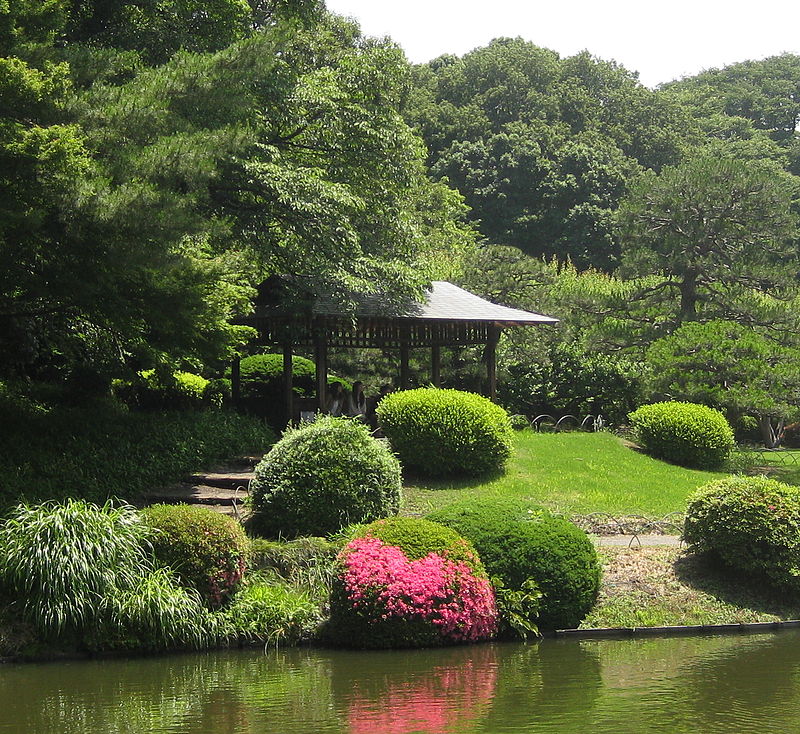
top-left (376, 388), bottom-right (513, 477)
top-left (141, 504), bottom-right (249, 607)
top-left (328, 517), bottom-right (497, 648)
top-left (250, 416), bottom-right (402, 538)
top-left (684, 475), bottom-right (800, 589)
top-left (232, 353), bottom-right (351, 399)
top-left (428, 498), bottom-right (601, 630)
top-left (628, 401), bottom-right (734, 469)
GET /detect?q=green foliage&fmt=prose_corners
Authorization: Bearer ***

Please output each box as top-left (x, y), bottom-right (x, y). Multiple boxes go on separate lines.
top-left (491, 576), bottom-right (542, 640)
top-left (645, 321), bottom-right (800, 446)
top-left (0, 500), bottom-right (213, 649)
top-left (249, 536), bottom-right (337, 581)
top-left (220, 575), bottom-right (322, 645)
top-left (629, 401), bottom-right (735, 469)
top-left (684, 476), bottom-right (800, 590)
top-left (618, 156), bottom-right (799, 326)
top-left (233, 353), bottom-right (350, 399)
top-left (142, 504), bottom-right (249, 607)
top-left (250, 416), bottom-right (401, 538)
top-left (356, 516), bottom-right (485, 572)
top-left (0, 500), bottom-right (151, 639)
top-left (113, 368), bottom-right (220, 410)
top-left (428, 498), bottom-right (601, 630)
top-left (377, 387), bottom-right (513, 477)
top-left (407, 39), bottom-right (694, 270)
top-left (0, 389), bottom-right (275, 512)
top-left (500, 341), bottom-right (644, 426)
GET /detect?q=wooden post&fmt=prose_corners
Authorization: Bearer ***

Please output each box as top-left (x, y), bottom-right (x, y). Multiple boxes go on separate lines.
top-left (431, 345), bottom-right (441, 388)
top-left (486, 325), bottom-right (500, 402)
top-left (314, 329), bottom-right (328, 413)
top-left (400, 342), bottom-right (410, 390)
top-left (283, 342), bottom-right (293, 426)
top-left (231, 356), bottom-right (241, 407)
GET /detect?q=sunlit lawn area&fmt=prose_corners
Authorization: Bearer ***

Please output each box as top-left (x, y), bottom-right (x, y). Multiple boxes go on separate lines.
top-left (402, 431), bottom-right (727, 518)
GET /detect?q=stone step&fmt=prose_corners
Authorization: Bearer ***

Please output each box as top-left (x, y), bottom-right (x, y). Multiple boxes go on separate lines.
top-left (143, 483), bottom-right (249, 506)
top-left (188, 471), bottom-right (254, 490)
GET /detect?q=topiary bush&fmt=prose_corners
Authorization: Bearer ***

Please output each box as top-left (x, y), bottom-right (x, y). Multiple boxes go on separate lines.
top-left (141, 504), bottom-right (250, 608)
top-left (684, 475), bottom-right (800, 590)
top-left (376, 388), bottom-right (513, 478)
top-left (428, 498), bottom-right (601, 631)
top-left (250, 416), bottom-right (402, 538)
top-left (232, 353), bottom-right (351, 399)
top-left (327, 517), bottom-right (497, 648)
top-left (628, 401), bottom-right (735, 469)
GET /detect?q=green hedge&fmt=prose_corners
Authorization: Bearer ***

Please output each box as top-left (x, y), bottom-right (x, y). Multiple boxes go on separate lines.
top-left (684, 476), bottom-right (800, 590)
top-left (376, 388), bottom-right (513, 477)
top-left (428, 498), bottom-right (601, 630)
top-left (250, 416), bottom-right (402, 538)
top-left (142, 504), bottom-right (250, 608)
top-left (231, 353), bottom-right (351, 399)
top-left (628, 401), bottom-right (734, 469)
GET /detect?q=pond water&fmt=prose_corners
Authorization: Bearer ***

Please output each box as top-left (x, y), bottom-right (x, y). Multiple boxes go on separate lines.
top-left (2, 632), bottom-right (800, 733)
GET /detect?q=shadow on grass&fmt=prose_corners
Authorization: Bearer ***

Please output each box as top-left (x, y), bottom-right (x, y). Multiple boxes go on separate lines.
top-left (675, 551), bottom-right (800, 619)
top-left (402, 466), bottom-right (506, 492)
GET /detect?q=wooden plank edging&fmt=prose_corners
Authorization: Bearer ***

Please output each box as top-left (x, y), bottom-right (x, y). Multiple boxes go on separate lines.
top-left (554, 619), bottom-right (800, 640)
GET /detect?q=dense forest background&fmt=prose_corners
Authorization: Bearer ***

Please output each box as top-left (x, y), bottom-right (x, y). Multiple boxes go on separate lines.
top-left (3, 0), bottom-right (800, 440)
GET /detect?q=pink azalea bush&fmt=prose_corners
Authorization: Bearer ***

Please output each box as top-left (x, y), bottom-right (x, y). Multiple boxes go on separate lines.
top-left (331, 531), bottom-right (497, 648)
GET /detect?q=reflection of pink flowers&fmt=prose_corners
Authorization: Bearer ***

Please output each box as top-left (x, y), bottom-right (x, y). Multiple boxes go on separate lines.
top-left (339, 535), bottom-right (497, 643)
top-left (348, 649), bottom-right (498, 734)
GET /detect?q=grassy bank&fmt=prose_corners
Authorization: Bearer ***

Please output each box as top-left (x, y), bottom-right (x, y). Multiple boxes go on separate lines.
top-left (582, 546), bottom-right (800, 629)
top-left (403, 431), bottom-right (725, 518)
top-left (1, 391), bottom-right (275, 513)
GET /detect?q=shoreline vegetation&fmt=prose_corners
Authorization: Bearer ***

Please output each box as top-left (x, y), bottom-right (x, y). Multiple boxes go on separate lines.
top-left (4, 434), bottom-right (800, 663)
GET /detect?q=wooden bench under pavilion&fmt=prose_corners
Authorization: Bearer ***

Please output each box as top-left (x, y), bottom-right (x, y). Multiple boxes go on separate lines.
top-left (233, 279), bottom-right (557, 423)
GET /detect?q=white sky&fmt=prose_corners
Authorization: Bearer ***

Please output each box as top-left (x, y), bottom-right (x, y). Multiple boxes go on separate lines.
top-left (325, 0), bottom-right (800, 88)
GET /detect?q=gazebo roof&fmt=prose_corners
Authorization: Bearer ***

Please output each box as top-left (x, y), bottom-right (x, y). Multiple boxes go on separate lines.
top-left (239, 278), bottom-right (557, 349)
top-left (410, 281), bottom-right (557, 325)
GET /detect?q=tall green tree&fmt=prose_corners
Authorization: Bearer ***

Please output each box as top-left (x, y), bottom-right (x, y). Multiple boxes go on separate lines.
top-left (617, 156), bottom-right (800, 328)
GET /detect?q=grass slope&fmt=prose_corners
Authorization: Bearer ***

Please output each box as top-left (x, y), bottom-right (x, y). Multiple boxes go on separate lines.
top-left (583, 547), bottom-right (800, 628)
top-left (403, 431), bottom-right (725, 518)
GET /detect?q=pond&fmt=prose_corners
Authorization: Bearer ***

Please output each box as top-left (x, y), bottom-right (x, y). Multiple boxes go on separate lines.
top-left (2, 632), bottom-right (800, 733)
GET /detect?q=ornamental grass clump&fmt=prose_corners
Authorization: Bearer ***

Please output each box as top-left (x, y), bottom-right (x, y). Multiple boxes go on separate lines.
top-left (250, 416), bottom-right (402, 538)
top-left (376, 388), bottom-right (513, 477)
top-left (328, 518), bottom-right (497, 648)
top-left (142, 504), bottom-right (250, 608)
top-left (684, 476), bottom-right (800, 590)
top-left (0, 500), bottom-right (213, 649)
top-left (628, 401), bottom-right (734, 469)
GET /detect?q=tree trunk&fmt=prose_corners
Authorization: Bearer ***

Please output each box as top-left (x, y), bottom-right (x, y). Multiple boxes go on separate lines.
top-left (759, 414), bottom-right (784, 449)
top-left (678, 269), bottom-right (698, 324)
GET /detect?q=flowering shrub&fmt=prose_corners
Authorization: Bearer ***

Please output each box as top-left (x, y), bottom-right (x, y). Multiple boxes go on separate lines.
top-left (142, 504), bottom-right (249, 608)
top-left (329, 524), bottom-right (497, 648)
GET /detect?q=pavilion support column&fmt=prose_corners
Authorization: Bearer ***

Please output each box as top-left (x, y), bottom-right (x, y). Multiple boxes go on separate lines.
top-left (431, 345), bottom-right (441, 388)
top-left (231, 356), bottom-right (241, 407)
top-left (486, 325), bottom-right (501, 402)
top-left (400, 342), bottom-right (410, 390)
top-left (314, 331), bottom-right (328, 413)
top-left (283, 342), bottom-right (293, 426)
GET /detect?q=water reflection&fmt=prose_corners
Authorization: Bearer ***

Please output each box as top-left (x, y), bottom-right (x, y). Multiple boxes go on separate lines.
top-left (2, 632), bottom-right (800, 733)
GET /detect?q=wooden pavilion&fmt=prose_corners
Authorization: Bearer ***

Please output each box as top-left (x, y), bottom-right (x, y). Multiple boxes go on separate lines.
top-left (233, 277), bottom-right (558, 422)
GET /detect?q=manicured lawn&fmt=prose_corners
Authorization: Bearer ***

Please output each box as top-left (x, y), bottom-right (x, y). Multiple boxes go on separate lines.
top-left (402, 430), bottom-right (726, 518)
